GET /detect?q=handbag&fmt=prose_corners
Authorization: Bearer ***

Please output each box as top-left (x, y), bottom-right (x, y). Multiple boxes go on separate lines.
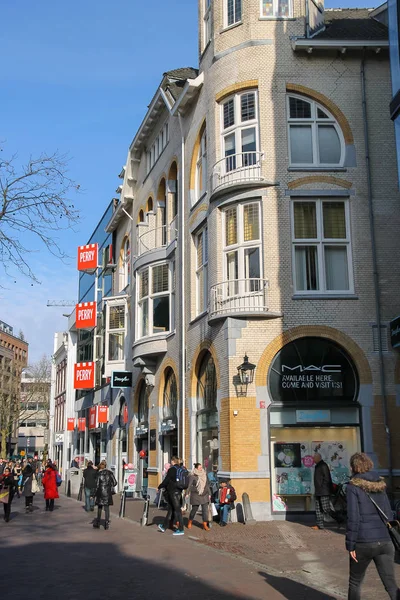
top-left (0, 487), bottom-right (9, 504)
top-left (211, 502), bottom-right (218, 517)
top-left (367, 492), bottom-right (400, 552)
top-left (31, 475), bottom-right (41, 494)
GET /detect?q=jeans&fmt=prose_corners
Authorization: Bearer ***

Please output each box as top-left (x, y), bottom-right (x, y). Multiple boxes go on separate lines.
top-left (97, 505), bottom-right (110, 522)
top-left (217, 503), bottom-right (232, 524)
top-left (189, 503), bottom-right (208, 522)
top-left (84, 487), bottom-right (95, 511)
top-left (162, 490), bottom-right (183, 530)
top-left (46, 499), bottom-right (54, 511)
top-left (348, 541), bottom-right (399, 600)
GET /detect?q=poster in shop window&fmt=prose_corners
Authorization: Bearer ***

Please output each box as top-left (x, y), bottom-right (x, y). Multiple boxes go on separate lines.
top-left (312, 441), bottom-right (349, 484)
top-left (274, 442), bottom-right (312, 495)
top-left (274, 443), bottom-right (302, 468)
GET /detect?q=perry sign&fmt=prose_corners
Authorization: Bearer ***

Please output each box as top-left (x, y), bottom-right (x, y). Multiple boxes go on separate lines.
top-left (76, 301), bottom-right (97, 329)
top-left (77, 243), bottom-right (98, 272)
top-left (74, 362), bottom-right (95, 389)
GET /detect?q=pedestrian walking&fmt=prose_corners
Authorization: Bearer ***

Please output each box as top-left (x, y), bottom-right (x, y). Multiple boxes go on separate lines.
top-left (215, 479), bottom-right (236, 527)
top-left (82, 460), bottom-right (97, 512)
top-left (12, 462), bottom-right (22, 498)
top-left (312, 452), bottom-right (336, 530)
top-left (93, 461), bottom-right (117, 530)
top-left (0, 467), bottom-right (16, 522)
top-left (346, 452), bottom-right (399, 600)
top-left (186, 463), bottom-right (211, 531)
top-left (42, 462), bottom-right (59, 511)
top-left (22, 463), bottom-right (35, 512)
top-left (157, 456), bottom-right (187, 536)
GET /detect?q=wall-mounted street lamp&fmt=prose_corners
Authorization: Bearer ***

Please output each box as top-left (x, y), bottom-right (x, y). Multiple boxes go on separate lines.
top-left (235, 354), bottom-right (256, 397)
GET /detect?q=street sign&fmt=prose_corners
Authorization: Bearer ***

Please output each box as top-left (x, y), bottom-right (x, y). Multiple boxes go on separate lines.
top-left (111, 371), bottom-right (133, 388)
top-left (20, 450), bottom-right (25, 456)
top-left (55, 433), bottom-right (64, 444)
top-left (123, 468), bottom-right (138, 493)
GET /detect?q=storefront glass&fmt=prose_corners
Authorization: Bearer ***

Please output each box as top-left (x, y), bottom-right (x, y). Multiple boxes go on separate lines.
top-left (196, 353), bottom-right (218, 473)
top-left (268, 337), bottom-right (360, 512)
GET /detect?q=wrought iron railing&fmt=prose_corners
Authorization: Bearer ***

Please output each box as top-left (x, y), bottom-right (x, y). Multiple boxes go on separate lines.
top-left (138, 220), bottom-right (177, 256)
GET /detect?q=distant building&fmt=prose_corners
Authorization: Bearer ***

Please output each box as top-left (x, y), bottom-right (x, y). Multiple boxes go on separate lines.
top-left (18, 370), bottom-right (50, 457)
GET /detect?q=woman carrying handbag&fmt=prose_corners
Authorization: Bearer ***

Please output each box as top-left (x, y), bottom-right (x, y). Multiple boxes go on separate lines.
top-left (346, 452), bottom-right (400, 599)
top-left (0, 467), bottom-right (16, 522)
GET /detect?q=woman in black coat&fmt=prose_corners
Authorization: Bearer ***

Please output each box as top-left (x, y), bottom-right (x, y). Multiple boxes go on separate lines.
top-left (22, 464), bottom-right (35, 512)
top-left (93, 460), bottom-right (117, 530)
top-left (346, 452), bottom-right (399, 599)
top-left (0, 468), bottom-right (16, 522)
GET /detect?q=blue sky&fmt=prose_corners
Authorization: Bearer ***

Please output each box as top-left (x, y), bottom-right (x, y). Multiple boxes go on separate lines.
top-left (0, 0), bottom-right (380, 362)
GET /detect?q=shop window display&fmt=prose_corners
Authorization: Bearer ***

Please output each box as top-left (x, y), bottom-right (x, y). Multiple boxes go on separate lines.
top-left (196, 353), bottom-right (219, 473)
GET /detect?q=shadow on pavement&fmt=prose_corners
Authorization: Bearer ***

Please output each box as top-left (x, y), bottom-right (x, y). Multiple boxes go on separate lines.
top-left (259, 572), bottom-right (339, 600)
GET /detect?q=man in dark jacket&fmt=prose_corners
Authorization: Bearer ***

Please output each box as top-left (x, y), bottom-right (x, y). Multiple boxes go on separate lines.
top-left (83, 461), bottom-right (97, 512)
top-left (157, 456), bottom-right (185, 536)
top-left (312, 452), bottom-right (334, 530)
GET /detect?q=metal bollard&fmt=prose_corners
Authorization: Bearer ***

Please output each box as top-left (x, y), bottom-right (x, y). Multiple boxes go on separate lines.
top-left (242, 492), bottom-right (256, 524)
top-left (67, 479), bottom-right (71, 498)
top-left (119, 491), bottom-right (126, 518)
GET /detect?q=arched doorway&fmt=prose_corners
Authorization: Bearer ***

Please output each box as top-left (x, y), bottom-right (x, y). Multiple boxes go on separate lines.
top-left (196, 352), bottom-right (218, 473)
top-left (135, 380), bottom-right (149, 497)
top-left (161, 368), bottom-right (178, 465)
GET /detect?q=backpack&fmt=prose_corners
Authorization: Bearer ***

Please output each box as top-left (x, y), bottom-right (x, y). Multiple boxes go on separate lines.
top-left (174, 466), bottom-right (189, 490)
top-left (56, 472), bottom-right (62, 487)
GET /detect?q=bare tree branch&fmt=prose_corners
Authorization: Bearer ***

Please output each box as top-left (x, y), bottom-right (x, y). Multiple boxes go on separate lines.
top-left (0, 146), bottom-right (81, 283)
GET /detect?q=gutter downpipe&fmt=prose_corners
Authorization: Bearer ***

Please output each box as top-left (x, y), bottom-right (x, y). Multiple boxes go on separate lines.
top-left (361, 50), bottom-right (393, 495)
top-left (177, 111), bottom-right (186, 466)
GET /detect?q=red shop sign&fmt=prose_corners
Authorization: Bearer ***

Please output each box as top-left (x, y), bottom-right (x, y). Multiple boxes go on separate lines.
top-left (78, 418), bottom-right (86, 432)
top-left (76, 301), bottom-right (97, 329)
top-left (88, 406), bottom-right (97, 430)
top-left (74, 362), bottom-right (95, 390)
top-left (77, 243), bottom-right (98, 272)
top-left (67, 418), bottom-right (75, 431)
top-left (98, 405), bottom-right (108, 424)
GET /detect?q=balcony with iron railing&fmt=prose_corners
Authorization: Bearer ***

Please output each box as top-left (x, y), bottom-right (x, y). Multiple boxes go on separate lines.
top-left (209, 278), bottom-right (271, 322)
top-left (137, 217), bottom-right (177, 257)
top-left (210, 151), bottom-right (265, 196)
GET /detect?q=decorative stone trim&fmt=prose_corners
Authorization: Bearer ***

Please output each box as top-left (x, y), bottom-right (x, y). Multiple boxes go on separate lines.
top-left (286, 83), bottom-right (354, 144)
top-left (288, 175), bottom-right (353, 190)
top-left (189, 203), bottom-right (208, 226)
top-left (255, 325), bottom-right (372, 387)
top-left (157, 357), bottom-right (179, 407)
top-left (216, 80), bottom-right (259, 103)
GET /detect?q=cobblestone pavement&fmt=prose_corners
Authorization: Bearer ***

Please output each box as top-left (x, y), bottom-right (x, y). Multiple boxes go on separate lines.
top-left (0, 495), bottom-right (341, 600)
top-left (109, 496), bottom-right (400, 600)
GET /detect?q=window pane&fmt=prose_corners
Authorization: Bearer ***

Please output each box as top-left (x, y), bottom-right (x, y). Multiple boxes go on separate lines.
top-left (289, 97), bottom-right (311, 119)
top-left (318, 125), bottom-right (341, 164)
top-left (262, 0), bottom-right (273, 16)
top-left (152, 264), bottom-right (169, 294)
top-left (241, 93), bottom-right (255, 122)
top-left (317, 107), bottom-right (329, 119)
top-left (225, 207), bottom-right (237, 246)
top-left (109, 305), bottom-right (124, 330)
top-left (197, 231), bottom-right (204, 267)
top-left (325, 246), bottom-right (349, 290)
top-left (290, 126), bottom-right (313, 164)
top-left (197, 269), bottom-right (205, 313)
top-left (139, 269), bottom-right (149, 299)
top-left (140, 299), bottom-right (149, 337)
top-left (245, 247), bottom-right (260, 279)
top-left (294, 202), bottom-right (317, 239)
top-left (223, 99), bottom-right (235, 129)
top-left (295, 246), bottom-right (319, 291)
top-left (109, 332), bottom-right (124, 361)
top-left (323, 203), bottom-right (346, 239)
top-left (227, 0), bottom-right (234, 25)
top-left (278, 0), bottom-right (290, 17)
top-left (235, 0), bottom-right (242, 21)
top-left (224, 132), bottom-right (236, 172)
top-left (243, 203), bottom-right (260, 241)
top-left (227, 250), bottom-right (238, 280)
top-left (241, 127), bottom-right (257, 166)
top-left (153, 296), bottom-right (170, 333)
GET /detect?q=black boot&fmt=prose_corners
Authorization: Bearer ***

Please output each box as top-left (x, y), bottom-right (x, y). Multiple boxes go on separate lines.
top-left (93, 519), bottom-right (100, 528)
top-left (104, 521), bottom-right (110, 530)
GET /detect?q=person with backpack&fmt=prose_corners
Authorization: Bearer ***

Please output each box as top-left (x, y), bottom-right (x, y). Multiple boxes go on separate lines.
top-left (157, 456), bottom-right (188, 536)
top-left (42, 461), bottom-right (59, 511)
top-left (186, 463), bottom-right (211, 531)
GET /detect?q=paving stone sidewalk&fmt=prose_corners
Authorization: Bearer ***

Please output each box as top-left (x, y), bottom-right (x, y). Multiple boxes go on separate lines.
top-left (108, 495), bottom-right (400, 600)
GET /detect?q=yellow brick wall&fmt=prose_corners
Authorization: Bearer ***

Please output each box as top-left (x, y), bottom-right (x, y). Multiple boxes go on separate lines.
top-left (149, 415), bottom-right (157, 468)
top-left (220, 398), bottom-right (231, 471)
top-left (227, 397), bottom-right (260, 472)
top-left (148, 473), bottom-right (158, 489)
top-left (233, 478), bottom-right (271, 503)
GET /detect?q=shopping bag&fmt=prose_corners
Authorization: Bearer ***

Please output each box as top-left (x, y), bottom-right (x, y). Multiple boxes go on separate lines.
top-left (31, 475), bottom-right (41, 494)
top-left (211, 502), bottom-right (218, 517)
top-left (0, 489), bottom-right (9, 504)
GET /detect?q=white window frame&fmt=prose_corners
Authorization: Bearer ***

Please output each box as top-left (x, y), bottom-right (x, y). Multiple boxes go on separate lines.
top-left (220, 91), bottom-right (259, 174)
top-left (222, 201), bottom-right (262, 294)
top-left (291, 199), bottom-right (354, 295)
top-left (225, 0), bottom-right (242, 28)
top-left (119, 236), bottom-right (131, 291)
top-left (260, 0), bottom-right (293, 19)
top-left (204, 0), bottom-right (212, 49)
top-left (106, 302), bottom-right (126, 363)
top-left (287, 95), bottom-right (345, 168)
top-left (195, 226), bottom-right (208, 315)
top-left (136, 262), bottom-right (173, 340)
top-left (146, 123), bottom-right (169, 173)
top-left (195, 128), bottom-right (208, 201)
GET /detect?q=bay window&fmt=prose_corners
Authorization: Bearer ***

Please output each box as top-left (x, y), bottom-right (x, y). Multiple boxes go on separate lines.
top-left (196, 227), bottom-right (208, 315)
top-left (221, 91), bottom-right (258, 173)
top-left (137, 263), bottom-right (173, 338)
top-left (287, 95), bottom-right (344, 167)
top-left (223, 202), bottom-right (261, 294)
top-left (292, 200), bottom-right (353, 294)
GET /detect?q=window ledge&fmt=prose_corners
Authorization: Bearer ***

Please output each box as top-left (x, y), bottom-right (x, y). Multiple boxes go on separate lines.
top-left (288, 167), bottom-right (347, 172)
top-left (292, 294), bottom-right (358, 300)
top-left (220, 21), bottom-right (243, 34)
top-left (189, 311), bottom-right (208, 326)
top-left (190, 191), bottom-right (208, 213)
top-left (259, 16), bottom-right (295, 20)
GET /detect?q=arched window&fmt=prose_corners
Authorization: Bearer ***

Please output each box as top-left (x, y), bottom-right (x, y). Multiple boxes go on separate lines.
top-left (195, 128), bottom-right (207, 200)
top-left (163, 368), bottom-right (178, 420)
top-left (138, 209), bottom-right (145, 223)
top-left (138, 381), bottom-right (149, 424)
top-left (147, 197), bottom-right (153, 213)
top-left (287, 95), bottom-right (344, 167)
top-left (196, 352), bottom-right (218, 472)
top-left (119, 237), bottom-right (131, 290)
